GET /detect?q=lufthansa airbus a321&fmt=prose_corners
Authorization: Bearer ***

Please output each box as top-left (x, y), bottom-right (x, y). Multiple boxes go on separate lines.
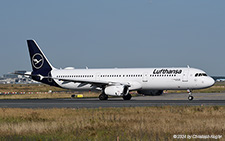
top-left (18, 40), bottom-right (215, 101)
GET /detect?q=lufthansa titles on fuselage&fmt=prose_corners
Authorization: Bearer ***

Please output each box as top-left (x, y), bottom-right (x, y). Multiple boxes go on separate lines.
top-left (153, 69), bottom-right (182, 75)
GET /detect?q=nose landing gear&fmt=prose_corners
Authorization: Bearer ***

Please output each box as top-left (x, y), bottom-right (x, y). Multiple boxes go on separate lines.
top-left (187, 89), bottom-right (194, 101)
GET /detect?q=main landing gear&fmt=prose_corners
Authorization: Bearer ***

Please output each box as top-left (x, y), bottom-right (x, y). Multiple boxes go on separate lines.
top-left (99, 93), bottom-right (132, 100)
top-left (123, 93), bottom-right (132, 100)
top-left (99, 93), bottom-right (108, 100)
top-left (187, 89), bottom-right (194, 101)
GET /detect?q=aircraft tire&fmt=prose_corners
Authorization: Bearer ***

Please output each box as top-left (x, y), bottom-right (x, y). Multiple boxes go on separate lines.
top-left (188, 96), bottom-right (194, 101)
top-left (99, 93), bottom-right (108, 100)
top-left (123, 93), bottom-right (132, 100)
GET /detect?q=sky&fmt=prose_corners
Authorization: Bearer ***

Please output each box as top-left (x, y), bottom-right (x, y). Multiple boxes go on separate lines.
top-left (0, 0), bottom-right (225, 76)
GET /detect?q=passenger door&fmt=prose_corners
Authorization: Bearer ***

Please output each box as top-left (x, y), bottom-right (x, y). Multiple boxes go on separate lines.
top-left (95, 72), bottom-right (101, 81)
top-left (142, 72), bottom-right (148, 82)
top-left (182, 69), bottom-right (189, 82)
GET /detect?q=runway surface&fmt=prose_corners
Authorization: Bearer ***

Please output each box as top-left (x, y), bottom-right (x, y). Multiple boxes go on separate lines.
top-left (0, 93), bottom-right (225, 108)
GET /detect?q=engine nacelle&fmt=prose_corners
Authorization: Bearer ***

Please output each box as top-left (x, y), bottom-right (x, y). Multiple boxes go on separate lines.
top-left (137, 90), bottom-right (163, 96)
top-left (104, 85), bottom-right (129, 96)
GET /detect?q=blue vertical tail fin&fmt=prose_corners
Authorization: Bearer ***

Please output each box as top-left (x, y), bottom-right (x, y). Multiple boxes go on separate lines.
top-left (27, 40), bottom-right (60, 87)
top-left (27, 40), bottom-right (55, 76)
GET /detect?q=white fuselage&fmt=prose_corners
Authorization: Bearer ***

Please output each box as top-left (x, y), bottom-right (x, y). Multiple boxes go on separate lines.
top-left (51, 67), bottom-right (215, 91)
top-left (25, 40), bottom-right (216, 100)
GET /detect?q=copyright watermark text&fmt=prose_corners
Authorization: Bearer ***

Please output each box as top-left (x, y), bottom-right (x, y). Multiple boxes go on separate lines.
top-left (173, 134), bottom-right (222, 139)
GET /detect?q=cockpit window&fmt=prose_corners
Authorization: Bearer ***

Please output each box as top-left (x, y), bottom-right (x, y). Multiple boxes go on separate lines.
top-left (195, 73), bottom-right (207, 77)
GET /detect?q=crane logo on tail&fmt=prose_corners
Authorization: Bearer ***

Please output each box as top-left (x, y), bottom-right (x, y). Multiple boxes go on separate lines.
top-left (32, 53), bottom-right (44, 69)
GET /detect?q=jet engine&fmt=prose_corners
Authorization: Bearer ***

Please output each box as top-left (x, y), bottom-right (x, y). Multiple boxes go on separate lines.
top-left (137, 90), bottom-right (163, 96)
top-left (104, 85), bottom-right (129, 96)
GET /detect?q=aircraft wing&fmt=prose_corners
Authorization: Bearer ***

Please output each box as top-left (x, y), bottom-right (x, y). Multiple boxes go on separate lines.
top-left (14, 71), bottom-right (131, 87)
top-left (53, 78), bottom-right (131, 87)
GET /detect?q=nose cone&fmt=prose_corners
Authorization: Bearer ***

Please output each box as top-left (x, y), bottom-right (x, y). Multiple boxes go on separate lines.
top-left (207, 77), bottom-right (215, 87)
